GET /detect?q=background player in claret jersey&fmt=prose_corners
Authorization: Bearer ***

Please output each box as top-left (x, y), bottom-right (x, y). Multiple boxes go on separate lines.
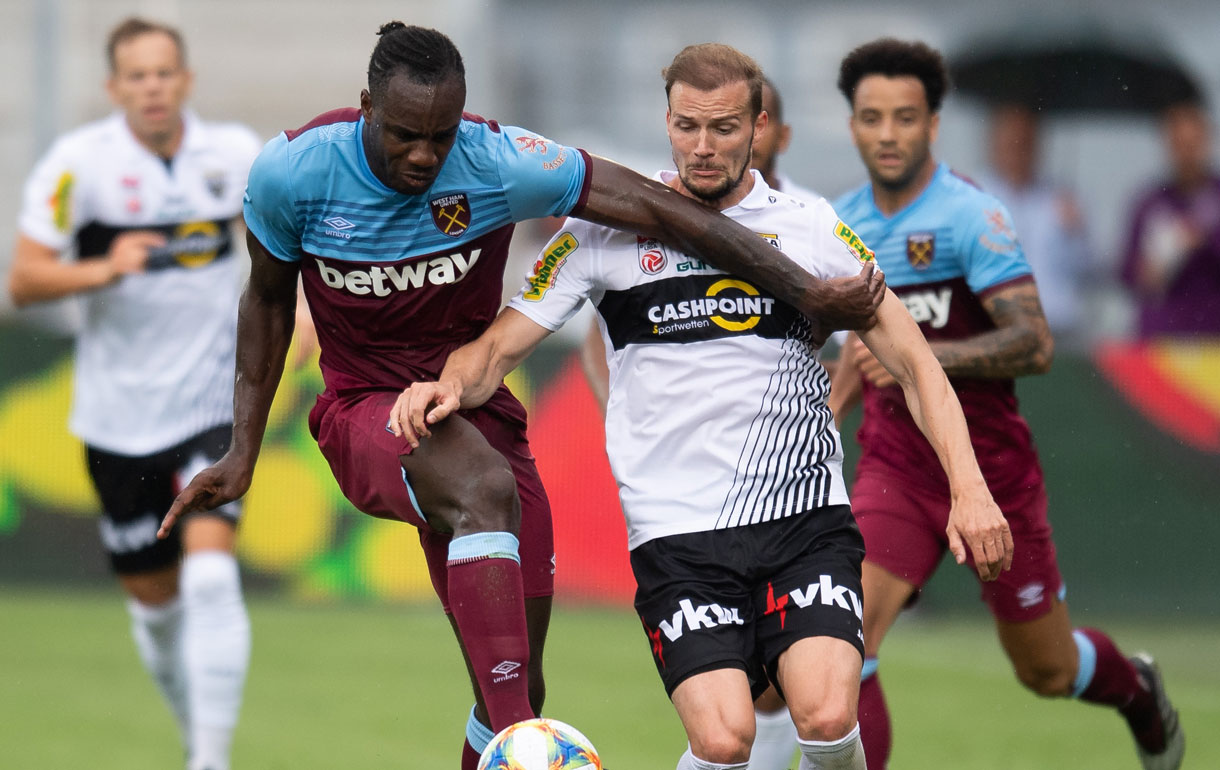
top-left (389, 42), bottom-right (1012, 770)
top-left (829, 38), bottom-right (1185, 770)
top-left (159, 22), bottom-right (884, 769)
top-left (7, 18), bottom-right (260, 770)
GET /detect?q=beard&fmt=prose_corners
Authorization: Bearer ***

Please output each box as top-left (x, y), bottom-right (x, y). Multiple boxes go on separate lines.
top-left (680, 158), bottom-right (751, 203)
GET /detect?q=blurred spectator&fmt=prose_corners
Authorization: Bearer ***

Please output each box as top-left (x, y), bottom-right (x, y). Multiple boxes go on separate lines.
top-left (1120, 98), bottom-right (1220, 338)
top-left (978, 104), bottom-right (1093, 347)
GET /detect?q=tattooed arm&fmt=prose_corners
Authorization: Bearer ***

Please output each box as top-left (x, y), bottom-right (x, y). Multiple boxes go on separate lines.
top-left (928, 280), bottom-right (1054, 379)
top-left (853, 280), bottom-right (1054, 388)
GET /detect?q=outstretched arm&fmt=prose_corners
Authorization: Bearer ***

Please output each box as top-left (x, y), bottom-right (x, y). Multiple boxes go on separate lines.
top-left (388, 308), bottom-right (553, 447)
top-left (578, 156), bottom-right (884, 332)
top-left (159, 230), bottom-right (299, 537)
top-left (858, 291), bottom-right (1013, 581)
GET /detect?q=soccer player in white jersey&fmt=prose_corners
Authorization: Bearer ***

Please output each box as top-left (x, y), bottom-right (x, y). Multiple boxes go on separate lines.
top-left (390, 43), bottom-right (1013, 770)
top-left (8, 18), bottom-right (260, 770)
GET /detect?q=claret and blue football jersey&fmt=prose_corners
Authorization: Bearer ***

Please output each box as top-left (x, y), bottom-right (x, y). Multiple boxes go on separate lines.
top-left (243, 108), bottom-right (591, 393)
top-left (833, 163), bottom-right (1044, 505)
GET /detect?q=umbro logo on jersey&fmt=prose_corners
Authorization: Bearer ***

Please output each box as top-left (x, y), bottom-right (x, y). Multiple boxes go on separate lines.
top-left (322, 217), bottom-right (356, 240)
top-left (314, 250), bottom-right (482, 296)
top-left (656, 598), bottom-right (744, 642)
top-left (901, 287), bottom-right (952, 329)
top-left (491, 660), bottom-right (522, 683)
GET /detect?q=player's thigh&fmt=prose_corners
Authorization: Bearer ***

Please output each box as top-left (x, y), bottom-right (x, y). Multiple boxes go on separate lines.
top-left (754, 506), bottom-right (865, 677)
top-left (629, 532), bottom-right (759, 701)
top-left (670, 668), bottom-right (756, 760)
top-left (977, 489), bottom-right (1064, 623)
top-left (775, 635), bottom-right (862, 740)
top-left (85, 442), bottom-right (183, 580)
top-left (313, 391), bottom-right (517, 533)
top-left (861, 561), bottom-right (918, 656)
top-left (851, 472), bottom-right (946, 592)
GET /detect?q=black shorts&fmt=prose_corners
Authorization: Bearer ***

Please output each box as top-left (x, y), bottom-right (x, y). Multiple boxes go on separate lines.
top-left (86, 424), bottom-right (238, 575)
top-left (631, 505), bottom-right (864, 699)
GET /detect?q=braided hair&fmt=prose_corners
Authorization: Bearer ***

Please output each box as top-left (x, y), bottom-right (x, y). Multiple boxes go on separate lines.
top-left (367, 22), bottom-right (465, 99)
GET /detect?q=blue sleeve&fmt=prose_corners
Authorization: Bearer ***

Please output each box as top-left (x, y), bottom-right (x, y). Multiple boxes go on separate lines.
top-left (495, 125), bottom-right (589, 222)
top-left (957, 195), bottom-right (1032, 295)
top-left (242, 133), bottom-right (302, 263)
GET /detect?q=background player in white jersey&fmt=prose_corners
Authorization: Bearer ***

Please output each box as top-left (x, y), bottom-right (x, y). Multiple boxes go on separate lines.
top-left (390, 43), bottom-right (1013, 770)
top-left (830, 39), bottom-right (1184, 770)
top-left (7, 18), bottom-right (261, 770)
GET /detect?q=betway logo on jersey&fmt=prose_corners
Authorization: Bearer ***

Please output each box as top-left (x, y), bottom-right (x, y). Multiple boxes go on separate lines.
top-left (648, 278), bottom-right (776, 334)
top-left (902, 287), bottom-right (952, 329)
top-left (315, 251), bottom-right (481, 296)
top-left (656, 598), bottom-right (744, 642)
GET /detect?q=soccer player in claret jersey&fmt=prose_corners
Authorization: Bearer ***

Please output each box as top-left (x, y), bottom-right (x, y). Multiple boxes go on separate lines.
top-left (159, 23), bottom-right (883, 767)
top-left (829, 38), bottom-right (1185, 770)
top-left (390, 42), bottom-right (1013, 770)
top-left (9, 18), bottom-right (260, 770)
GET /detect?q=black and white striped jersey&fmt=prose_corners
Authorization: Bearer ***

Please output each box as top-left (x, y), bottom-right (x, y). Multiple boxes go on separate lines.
top-left (18, 111), bottom-right (261, 454)
top-left (510, 171), bottom-right (871, 549)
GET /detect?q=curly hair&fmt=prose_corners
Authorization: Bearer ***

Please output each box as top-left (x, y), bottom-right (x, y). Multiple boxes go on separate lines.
top-left (368, 22), bottom-right (465, 98)
top-left (838, 38), bottom-right (949, 113)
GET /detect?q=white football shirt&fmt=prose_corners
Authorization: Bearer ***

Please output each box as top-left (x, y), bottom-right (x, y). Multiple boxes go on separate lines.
top-left (18, 111), bottom-right (262, 455)
top-left (510, 171), bottom-right (871, 548)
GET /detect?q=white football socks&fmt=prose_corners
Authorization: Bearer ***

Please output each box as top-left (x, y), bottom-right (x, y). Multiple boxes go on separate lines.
top-left (677, 747), bottom-right (751, 770)
top-left (797, 724), bottom-right (866, 770)
top-left (181, 551), bottom-right (250, 770)
top-left (127, 596), bottom-right (190, 751)
top-left (748, 706), bottom-right (799, 769)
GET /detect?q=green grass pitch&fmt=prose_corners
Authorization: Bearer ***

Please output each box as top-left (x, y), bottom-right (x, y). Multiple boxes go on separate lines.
top-left (1, 589), bottom-right (1216, 768)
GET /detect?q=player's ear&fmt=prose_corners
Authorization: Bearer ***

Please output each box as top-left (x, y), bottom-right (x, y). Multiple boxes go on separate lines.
top-left (360, 89), bottom-right (374, 121)
top-left (753, 109), bottom-right (768, 144)
top-left (929, 111), bottom-right (940, 145)
top-left (777, 123), bottom-right (792, 154)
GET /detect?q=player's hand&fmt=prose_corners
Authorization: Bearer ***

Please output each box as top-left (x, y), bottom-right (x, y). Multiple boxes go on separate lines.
top-left (158, 453), bottom-right (252, 539)
top-left (388, 381), bottom-right (462, 448)
top-left (845, 335), bottom-right (897, 388)
top-left (106, 231), bottom-right (165, 280)
top-left (810, 261), bottom-right (886, 331)
top-left (945, 485), bottom-right (1014, 581)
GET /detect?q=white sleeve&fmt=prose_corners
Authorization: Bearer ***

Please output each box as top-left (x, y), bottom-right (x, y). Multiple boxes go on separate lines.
top-left (17, 135), bottom-right (89, 251)
top-left (809, 199), bottom-right (877, 280)
top-left (507, 220), bottom-right (600, 331)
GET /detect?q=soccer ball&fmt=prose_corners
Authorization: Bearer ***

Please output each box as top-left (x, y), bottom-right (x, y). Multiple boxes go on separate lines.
top-left (477, 717), bottom-right (603, 770)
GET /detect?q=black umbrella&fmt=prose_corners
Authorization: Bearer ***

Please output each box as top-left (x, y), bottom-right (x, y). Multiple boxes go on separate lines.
top-left (951, 31), bottom-right (1200, 115)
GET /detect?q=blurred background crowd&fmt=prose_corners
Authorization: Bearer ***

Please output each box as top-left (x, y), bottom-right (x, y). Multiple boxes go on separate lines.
top-left (1, 0), bottom-right (1217, 614)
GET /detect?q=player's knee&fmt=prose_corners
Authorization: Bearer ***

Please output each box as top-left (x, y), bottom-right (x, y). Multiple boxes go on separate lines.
top-left (690, 724), bottom-right (753, 765)
top-left (791, 701), bottom-right (857, 743)
top-left (434, 453), bottom-right (520, 534)
top-left (1014, 658), bottom-right (1075, 697)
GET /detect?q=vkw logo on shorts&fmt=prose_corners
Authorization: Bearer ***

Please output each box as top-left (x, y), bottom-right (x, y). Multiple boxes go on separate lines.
top-left (637, 236), bottom-right (668, 275)
top-left (430, 193), bottom-right (472, 237)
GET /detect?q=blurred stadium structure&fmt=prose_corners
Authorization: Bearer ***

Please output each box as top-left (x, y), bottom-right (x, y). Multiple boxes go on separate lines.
top-left (1, 0), bottom-right (1218, 617)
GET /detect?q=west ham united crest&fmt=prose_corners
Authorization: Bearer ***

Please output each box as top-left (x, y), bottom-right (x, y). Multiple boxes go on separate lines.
top-left (906, 232), bottom-right (935, 270)
top-left (430, 192), bottom-right (471, 237)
